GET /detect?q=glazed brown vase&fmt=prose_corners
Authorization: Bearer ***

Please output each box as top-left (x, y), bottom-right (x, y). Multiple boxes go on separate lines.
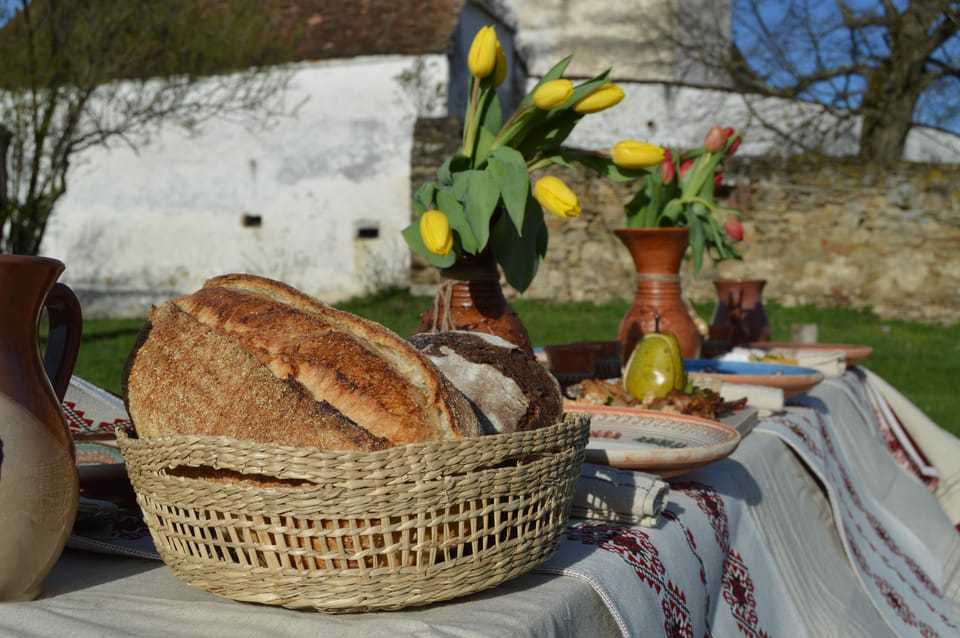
top-left (710, 278), bottom-right (771, 348)
top-left (614, 227), bottom-right (702, 364)
top-left (417, 250), bottom-right (533, 355)
top-left (0, 255), bottom-right (83, 601)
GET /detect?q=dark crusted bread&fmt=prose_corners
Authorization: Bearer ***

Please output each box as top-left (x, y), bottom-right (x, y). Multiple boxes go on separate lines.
top-left (123, 274), bottom-right (481, 450)
top-left (407, 331), bottom-right (564, 434)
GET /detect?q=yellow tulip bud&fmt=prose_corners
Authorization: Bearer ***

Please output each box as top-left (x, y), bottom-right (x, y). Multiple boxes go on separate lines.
top-left (533, 80), bottom-right (574, 110)
top-left (534, 176), bottom-right (581, 219)
top-left (611, 140), bottom-right (666, 169)
top-left (467, 26), bottom-right (498, 79)
top-left (493, 42), bottom-right (507, 87)
top-left (573, 82), bottom-right (625, 114)
top-left (419, 210), bottom-right (454, 256)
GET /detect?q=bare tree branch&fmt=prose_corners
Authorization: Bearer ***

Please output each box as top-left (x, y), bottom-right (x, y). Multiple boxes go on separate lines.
top-left (0, 0), bottom-right (303, 254)
top-left (653, 0), bottom-right (960, 165)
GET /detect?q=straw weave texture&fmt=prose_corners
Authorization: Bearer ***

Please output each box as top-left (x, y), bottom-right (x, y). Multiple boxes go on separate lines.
top-left (117, 412), bottom-right (589, 612)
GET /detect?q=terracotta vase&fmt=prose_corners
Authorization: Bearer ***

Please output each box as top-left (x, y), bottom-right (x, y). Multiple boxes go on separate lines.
top-left (417, 250), bottom-right (533, 355)
top-left (614, 227), bottom-right (702, 364)
top-left (710, 278), bottom-right (771, 348)
top-left (0, 255), bottom-right (83, 601)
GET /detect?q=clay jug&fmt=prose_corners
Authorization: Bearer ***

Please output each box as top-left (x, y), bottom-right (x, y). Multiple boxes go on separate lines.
top-left (417, 249), bottom-right (533, 355)
top-left (0, 255), bottom-right (83, 601)
top-left (614, 227), bottom-right (702, 365)
top-left (710, 278), bottom-right (771, 348)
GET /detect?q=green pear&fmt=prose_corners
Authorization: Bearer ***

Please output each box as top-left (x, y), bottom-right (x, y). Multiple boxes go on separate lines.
top-left (622, 325), bottom-right (687, 400)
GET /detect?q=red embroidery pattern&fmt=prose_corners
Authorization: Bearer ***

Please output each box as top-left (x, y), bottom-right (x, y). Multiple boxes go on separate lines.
top-left (63, 400), bottom-right (133, 436)
top-left (565, 521), bottom-right (693, 634)
top-left (674, 482), bottom-right (771, 638)
top-left (662, 581), bottom-right (693, 638)
top-left (565, 521), bottom-right (666, 593)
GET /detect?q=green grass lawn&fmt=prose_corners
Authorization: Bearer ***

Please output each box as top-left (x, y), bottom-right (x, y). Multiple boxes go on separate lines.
top-left (67, 290), bottom-right (960, 438)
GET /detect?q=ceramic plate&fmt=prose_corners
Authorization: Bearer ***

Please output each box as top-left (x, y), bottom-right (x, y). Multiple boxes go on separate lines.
top-left (75, 441), bottom-right (125, 465)
top-left (683, 359), bottom-right (824, 398)
top-left (747, 342), bottom-right (873, 366)
top-left (568, 404), bottom-right (741, 478)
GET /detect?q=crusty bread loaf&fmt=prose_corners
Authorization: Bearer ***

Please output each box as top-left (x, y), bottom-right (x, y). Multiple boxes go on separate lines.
top-left (123, 274), bottom-right (481, 450)
top-left (407, 331), bottom-right (564, 435)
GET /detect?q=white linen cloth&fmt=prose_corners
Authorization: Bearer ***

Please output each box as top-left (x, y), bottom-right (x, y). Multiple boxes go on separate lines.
top-left (719, 381), bottom-right (784, 413)
top-left (62, 376), bottom-right (132, 438)
top-left (760, 400), bottom-right (957, 637)
top-left (861, 368), bottom-right (960, 525)
top-left (571, 464), bottom-right (669, 526)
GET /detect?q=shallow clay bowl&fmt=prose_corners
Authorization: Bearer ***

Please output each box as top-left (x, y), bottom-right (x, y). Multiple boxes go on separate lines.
top-left (748, 342), bottom-right (873, 366)
top-left (683, 359), bottom-right (825, 398)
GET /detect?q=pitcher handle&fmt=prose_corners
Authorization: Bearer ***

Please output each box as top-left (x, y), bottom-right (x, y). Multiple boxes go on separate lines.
top-left (43, 282), bottom-right (83, 402)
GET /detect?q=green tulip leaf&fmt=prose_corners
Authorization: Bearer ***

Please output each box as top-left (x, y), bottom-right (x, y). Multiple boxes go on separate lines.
top-left (438, 153), bottom-right (470, 186)
top-left (688, 206), bottom-right (707, 276)
top-left (473, 126), bottom-right (498, 166)
top-left (562, 151), bottom-right (649, 182)
top-left (458, 169), bottom-right (499, 250)
top-left (491, 197), bottom-right (547, 292)
top-left (514, 111), bottom-right (582, 158)
top-left (437, 186), bottom-right (478, 254)
top-left (487, 147), bottom-right (529, 232)
top-left (478, 90), bottom-right (503, 140)
top-left (412, 182), bottom-right (437, 214)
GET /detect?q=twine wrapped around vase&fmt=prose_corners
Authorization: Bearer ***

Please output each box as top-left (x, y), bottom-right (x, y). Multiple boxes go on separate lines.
top-left (418, 251), bottom-right (533, 353)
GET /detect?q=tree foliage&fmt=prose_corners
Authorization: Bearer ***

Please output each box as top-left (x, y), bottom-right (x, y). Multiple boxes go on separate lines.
top-left (0, 0), bottom-right (301, 254)
top-left (664, 0), bottom-right (960, 165)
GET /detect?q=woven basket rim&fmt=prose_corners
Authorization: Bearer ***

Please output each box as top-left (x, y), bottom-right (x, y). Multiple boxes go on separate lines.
top-left (118, 413), bottom-right (591, 612)
top-left (117, 412), bottom-right (586, 455)
top-left (116, 412), bottom-right (590, 482)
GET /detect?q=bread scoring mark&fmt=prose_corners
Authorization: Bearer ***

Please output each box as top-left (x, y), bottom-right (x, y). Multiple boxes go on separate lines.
top-left (125, 302), bottom-right (391, 452)
top-left (201, 274), bottom-right (480, 439)
top-left (174, 282), bottom-right (460, 445)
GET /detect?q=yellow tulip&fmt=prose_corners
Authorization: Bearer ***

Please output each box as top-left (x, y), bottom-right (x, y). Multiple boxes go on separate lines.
top-left (419, 210), bottom-right (454, 256)
top-left (534, 176), bottom-right (581, 219)
top-left (572, 82), bottom-right (625, 114)
top-left (611, 140), bottom-right (666, 169)
top-left (468, 26), bottom-right (498, 79)
top-left (533, 80), bottom-right (574, 110)
top-left (493, 42), bottom-right (507, 87)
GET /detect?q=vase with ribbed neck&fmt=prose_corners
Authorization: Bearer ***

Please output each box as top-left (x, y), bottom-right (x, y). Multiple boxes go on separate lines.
top-left (614, 227), bottom-right (702, 365)
top-left (416, 249), bottom-right (533, 355)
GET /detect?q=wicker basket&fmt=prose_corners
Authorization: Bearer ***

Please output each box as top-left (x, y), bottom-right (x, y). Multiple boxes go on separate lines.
top-left (116, 412), bottom-right (589, 613)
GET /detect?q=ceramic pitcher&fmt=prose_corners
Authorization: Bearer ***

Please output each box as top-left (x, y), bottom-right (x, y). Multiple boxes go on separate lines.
top-left (709, 278), bottom-right (771, 348)
top-left (0, 255), bottom-right (82, 601)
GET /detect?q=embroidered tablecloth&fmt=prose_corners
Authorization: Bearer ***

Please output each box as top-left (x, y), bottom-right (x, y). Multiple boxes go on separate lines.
top-left (532, 368), bottom-right (960, 637)
top-left (37, 370), bottom-right (960, 637)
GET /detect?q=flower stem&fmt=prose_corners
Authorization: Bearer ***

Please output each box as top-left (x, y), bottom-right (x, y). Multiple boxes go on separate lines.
top-left (462, 79), bottom-right (481, 159)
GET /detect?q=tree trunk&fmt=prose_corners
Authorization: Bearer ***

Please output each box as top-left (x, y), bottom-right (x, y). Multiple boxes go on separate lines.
top-left (858, 72), bottom-right (920, 166)
top-left (857, 5), bottom-right (942, 166)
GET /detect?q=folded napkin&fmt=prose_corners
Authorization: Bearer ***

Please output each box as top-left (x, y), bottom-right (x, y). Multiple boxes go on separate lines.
top-left (719, 381), bottom-right (785, 414)
top-left (571, 463), bottom-right (670, 527)
top-left (724, 347), bottom-right (847, 377)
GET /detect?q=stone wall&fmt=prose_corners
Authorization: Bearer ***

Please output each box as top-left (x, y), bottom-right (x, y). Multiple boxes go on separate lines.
top-left (411, 117), bottom-right (960, 325)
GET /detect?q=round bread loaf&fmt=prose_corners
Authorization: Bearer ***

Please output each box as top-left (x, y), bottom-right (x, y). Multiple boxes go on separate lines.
top-left (123, 274), bottom-right (481, 450)
top-left (407, 331), bottom-right (564, 435)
